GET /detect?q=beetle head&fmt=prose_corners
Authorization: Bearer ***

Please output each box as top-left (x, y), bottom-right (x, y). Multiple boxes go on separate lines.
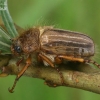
top-left (11, 28), bottom-right (40, 55)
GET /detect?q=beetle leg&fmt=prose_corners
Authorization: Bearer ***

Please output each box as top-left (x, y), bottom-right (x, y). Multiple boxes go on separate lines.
top-left (55, 56), bottom-right (62, 64)
top-left (16, 58), bottom-right (23, 71)
top-left (54, 56), bottom-right (64, 84)
top-left (44, 80), bottom-right (57, 87)
top-left (58, 55), bottom-right (84, 62)
top-left (39, 53), bottom-right (64, 84)
top-left (8, 55), bottom-right (31, 93)
top-left (84, 60), bottom-right (100, 69)
top-left (58, 55), bottom-right (100, 69)
top-left (39, 53), bottom-right (55, 67)
top-left (16, 58), bottom-right (23, 66)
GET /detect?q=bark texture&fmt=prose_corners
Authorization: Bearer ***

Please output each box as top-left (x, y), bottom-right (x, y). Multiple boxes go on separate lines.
top-left (0, 55), bottom-right (100, 94)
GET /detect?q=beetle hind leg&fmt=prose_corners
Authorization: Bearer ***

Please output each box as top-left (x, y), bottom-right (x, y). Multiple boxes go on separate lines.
top-left (58, 55), bottom-right (84, 62)
top-left (58, 55), bottom-right (100, 69)
top-left (84, 60), bottom-right (100, 69)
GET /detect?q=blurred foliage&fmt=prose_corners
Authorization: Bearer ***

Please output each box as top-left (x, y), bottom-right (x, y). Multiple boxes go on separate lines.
top-left (0, 0), bottom-right (18, 54)
top-left (0, 0), bottom-right (18, 38)
top-left (0, 0), bottom-right (100, 100)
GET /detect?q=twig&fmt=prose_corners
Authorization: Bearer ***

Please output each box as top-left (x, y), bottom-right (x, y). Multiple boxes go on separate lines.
top-left (0, 55), bottom-right (100, 94)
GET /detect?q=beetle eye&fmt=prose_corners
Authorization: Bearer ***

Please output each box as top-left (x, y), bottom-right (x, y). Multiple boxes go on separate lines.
top-left (14, 46), bottom-right (22, 53)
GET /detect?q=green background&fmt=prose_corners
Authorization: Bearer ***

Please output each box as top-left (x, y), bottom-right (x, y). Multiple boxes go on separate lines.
top-left (0, 0), bottom-right (100, 100)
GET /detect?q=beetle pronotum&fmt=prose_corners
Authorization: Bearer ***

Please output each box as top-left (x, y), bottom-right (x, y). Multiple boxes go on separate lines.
top-left (7, 26), bottom-right (100, 93)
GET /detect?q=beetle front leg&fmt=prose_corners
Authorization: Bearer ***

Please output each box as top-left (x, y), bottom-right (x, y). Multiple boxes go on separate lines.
top-left (8, 55), bottom-right (31, 93)
top-left (16, 57), bottom-right (23, 66)
top-left (16, 57), bottom-right (23, 71)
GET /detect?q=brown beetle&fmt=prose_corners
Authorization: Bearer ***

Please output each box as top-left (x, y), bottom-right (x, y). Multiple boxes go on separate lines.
top-left (9, 26), bottom-right (100, 93)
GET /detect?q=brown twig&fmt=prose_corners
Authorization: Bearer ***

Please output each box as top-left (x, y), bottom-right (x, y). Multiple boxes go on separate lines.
top-left (0, 55), bottom-right (100, 94)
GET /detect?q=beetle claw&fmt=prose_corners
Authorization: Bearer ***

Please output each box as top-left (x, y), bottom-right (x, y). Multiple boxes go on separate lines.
top-left (8, 87), bottom-right (14, 93)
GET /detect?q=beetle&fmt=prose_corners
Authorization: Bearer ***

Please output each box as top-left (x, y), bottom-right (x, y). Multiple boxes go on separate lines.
top-left (9, 26), bottom-right (100, 93)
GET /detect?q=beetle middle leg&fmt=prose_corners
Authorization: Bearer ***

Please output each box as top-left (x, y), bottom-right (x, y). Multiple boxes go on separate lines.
top-left (39, 53), bottom-right (55, 67)
top-left (8, 55), bottom-right (31, 93)
top-left (38, 53), bottom-right (64, 84)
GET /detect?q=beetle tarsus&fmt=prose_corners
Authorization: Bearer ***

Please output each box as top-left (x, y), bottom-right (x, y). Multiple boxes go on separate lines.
top-left (8, 88), bottom-right (14, 93)
top-left (44, 80), bottom-right (58, 87)
top-left (8, 77), bottom-right (19, 93)
top-left (56, 68), bottom-right (64, 84)
top-left (84, 60), bottom-right (100, 69)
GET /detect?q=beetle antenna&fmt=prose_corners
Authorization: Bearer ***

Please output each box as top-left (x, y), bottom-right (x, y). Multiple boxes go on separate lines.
top-left (84, 60), bottom-right (100, 69)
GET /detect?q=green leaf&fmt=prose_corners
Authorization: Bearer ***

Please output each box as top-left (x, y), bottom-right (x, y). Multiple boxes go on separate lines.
top-left (0, 27), bottom-right (11, 54)
top-left (0, 0), bottom-right (19, 54)
top-left (0, 0), bottom-right (18, 38)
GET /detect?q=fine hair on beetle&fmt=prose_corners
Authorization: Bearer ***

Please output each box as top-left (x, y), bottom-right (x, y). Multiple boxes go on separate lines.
top-left (2, 26), bottom-right (100, 93)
